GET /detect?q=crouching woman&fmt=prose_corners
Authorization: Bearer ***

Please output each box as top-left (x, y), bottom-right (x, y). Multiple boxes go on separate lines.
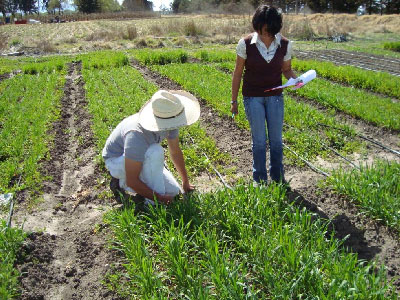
top-left (102, 90), bottom-right (200, 205)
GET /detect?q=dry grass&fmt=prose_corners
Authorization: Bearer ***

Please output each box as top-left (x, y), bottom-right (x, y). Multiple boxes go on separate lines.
top-left (1, 13), bottom-right (399, 54)
top-left (123, 25), bottom-right (138, 40)
top-left (35, 39), bottom-right (57, 53)
top-left (0, 33), bottom-right (8, 50)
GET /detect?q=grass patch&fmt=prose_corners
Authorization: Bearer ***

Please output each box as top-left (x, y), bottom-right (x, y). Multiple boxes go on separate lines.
top-left (0, 221), bottom-right (26, 299)
top-left (383, 41), bottom-right (400, 52)
top-left (292, 58), bottom-right (400, 100)
top-left (130, 49), bottom-right (188, 65)
top-left (78, 51), bottom-right (129, 70)
top-left (0, 72), bottom-right (65, 194)
top-left (105, 183), bottom-right (396, 298)
top-left (326, 161), bottom-right (400, 231)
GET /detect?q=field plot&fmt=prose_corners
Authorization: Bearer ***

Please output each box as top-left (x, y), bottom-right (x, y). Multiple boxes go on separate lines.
top-left (1, 30), bottom-right (400, 299)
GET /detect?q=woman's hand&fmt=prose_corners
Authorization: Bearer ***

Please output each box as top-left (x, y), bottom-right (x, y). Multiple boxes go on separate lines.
top-left (156, 193), bottom-right (175, 205)
top-left (231, 101), bottom-right (238, 116)
top-left (182, 180), bottom-right (195, 194)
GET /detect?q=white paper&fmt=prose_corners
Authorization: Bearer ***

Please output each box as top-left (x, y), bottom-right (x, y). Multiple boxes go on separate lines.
top-left (264, 70), bottom-right (317, 92)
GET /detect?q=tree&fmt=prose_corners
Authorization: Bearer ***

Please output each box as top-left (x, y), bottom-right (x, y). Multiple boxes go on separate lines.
top-left (98, 0), bottom-right (121, 12)
top-left (74, 0), bottom-right (100, 13)
top-left (48, 0), bottom-right (64, 13)
top-left (18, 0), bottom-right (37, 14)
top-left (122, 0), bottom-right (152, 11)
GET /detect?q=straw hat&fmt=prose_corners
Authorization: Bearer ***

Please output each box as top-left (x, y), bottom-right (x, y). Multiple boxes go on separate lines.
top-left (139, 90), bottom-right (200, 132)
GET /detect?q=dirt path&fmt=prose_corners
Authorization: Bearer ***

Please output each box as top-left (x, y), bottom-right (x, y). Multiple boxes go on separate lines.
top-left (295, 49), bottom-right (400, 77)
top-left (130, 59), bottom-right (400, 290)
top-left (13, 62), bottom-right (119, 300)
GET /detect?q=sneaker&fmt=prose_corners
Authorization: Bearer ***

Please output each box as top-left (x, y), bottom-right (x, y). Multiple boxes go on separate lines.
top-left (109, 177), bottom-right (126, 203)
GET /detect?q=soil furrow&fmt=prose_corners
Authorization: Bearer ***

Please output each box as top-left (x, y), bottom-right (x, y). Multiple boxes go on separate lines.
top-left (130, 59), bottom-right (400, 290)
top-left (13, 62), bottom-right (119, 300)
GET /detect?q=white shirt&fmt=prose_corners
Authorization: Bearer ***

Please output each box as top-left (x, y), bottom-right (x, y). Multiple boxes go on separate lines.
top-left (236, 32), bottom-right (292, 63)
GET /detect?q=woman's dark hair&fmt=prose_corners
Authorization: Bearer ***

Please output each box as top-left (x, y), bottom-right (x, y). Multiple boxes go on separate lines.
top-left (252, 5), bottom-right (282, 36)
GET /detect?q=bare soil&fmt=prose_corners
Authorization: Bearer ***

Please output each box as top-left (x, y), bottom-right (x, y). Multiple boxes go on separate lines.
top-left (13, 62), bottom-right (122, 300)
top-left (130, 59), bottom-right (400, 290)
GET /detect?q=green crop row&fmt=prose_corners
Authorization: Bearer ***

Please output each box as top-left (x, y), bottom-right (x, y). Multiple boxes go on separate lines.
top-left (0, 73), bottom-right (65, 194)
top-left (81, 65), bottom-right (228, 177)
top-left (105, 183), bottom-right (396, 299)
top-left (219, 61), bottom-right (400, 131)
top-left (383, 41), bottom-right (400, 52)
top-left (0, 221), bottom-right (26, 299)
top-left (326, 161), bottom-right (400, 231)
top-left (0, 56), bottom-right (71, 75)
top-left (130, 49), bottom-right (188, 65)
top-left (186, 49), bottom-right (400, 100)
top-left (146, 62), bottom-right (359, 164)
top-left (78, 51), bottom-right (129, 70)
top-left (193, 49), bottom-right (236, 62)
top-left (291, 58), bottom-right (400, 99)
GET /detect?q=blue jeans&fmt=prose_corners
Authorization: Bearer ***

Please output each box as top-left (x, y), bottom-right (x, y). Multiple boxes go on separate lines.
top-left (243, 95), bottom-right (284, 183)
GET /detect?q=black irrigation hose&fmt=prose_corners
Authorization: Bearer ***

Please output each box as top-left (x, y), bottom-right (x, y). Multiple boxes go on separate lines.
top-left (283, 143), bottom-right (331, 177)
top-left (6, 175), bottom-right (21, 228)
top-left (283, 123), bottom-right (360, 170)
top-left (188, 135), bottom-right (232, 190)
top-left (317, 122), bottom-right (400, 157)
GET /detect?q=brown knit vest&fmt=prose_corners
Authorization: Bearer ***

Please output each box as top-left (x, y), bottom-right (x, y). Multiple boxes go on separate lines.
top-left (242, 34), bottom-right (289, 97)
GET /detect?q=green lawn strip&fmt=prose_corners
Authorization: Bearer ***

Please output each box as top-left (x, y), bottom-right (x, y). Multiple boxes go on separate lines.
top-left (81, 65), bottom-right (228, 178)
top-left (326, 161), bottom-right (400, 232)
top-left (192, 49), bottom-right (236, 62)
top-left (128, 49), bottom-right (188, 65)
top-left (0, 56), bottom-right (72, 75)
top-left (0, 73), bottom-right (65, 194)
top-left (150, 63), bottom-right (358, 164)
top-left (292, 58), bottom-right (400, 100)
top-left (105, 183), bottom-right (395, 298)
top-left (0, 221), bottom-right (26, 299)
top-left (383, 41), bottom-right (400, 52)
top-left (78, 51), bottom-right (129, 70)
top-left (0, 57), bottom-right (23, 74)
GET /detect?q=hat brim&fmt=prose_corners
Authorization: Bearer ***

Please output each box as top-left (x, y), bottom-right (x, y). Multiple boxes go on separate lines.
top-left (138, 90), bottom-right (200, 132)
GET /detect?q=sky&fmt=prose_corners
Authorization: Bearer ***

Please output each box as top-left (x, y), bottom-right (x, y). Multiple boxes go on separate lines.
top-left (150, 0), bottom-right (173, 11)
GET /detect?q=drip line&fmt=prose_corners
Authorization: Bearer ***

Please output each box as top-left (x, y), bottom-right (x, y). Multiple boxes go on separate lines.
top-left (317, 123), bottom-right (400, 157)
top-left (283, 143), bottom-right (331, 177)
top-left (283, 123), bottom-right (360, 169)
top-left (188, 135), bottom-right (232, 190)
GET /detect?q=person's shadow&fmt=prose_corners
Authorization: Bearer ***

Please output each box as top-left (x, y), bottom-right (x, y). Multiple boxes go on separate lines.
top-left (286, 189), bottom-right (381, 261)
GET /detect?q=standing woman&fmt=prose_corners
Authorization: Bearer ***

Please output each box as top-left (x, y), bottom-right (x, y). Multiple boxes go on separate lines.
top-left (231, 5), bottom-right (298, 185)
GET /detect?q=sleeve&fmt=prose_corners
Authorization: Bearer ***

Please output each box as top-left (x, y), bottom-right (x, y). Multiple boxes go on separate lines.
top-left (167, 129), bottom-right (179, 140)
top-left (283, 40), bottom-right (292, 61)
top-left (236, 38), bottom-right (247, 59)
top-left (124, 131), bottom-right (147, 162)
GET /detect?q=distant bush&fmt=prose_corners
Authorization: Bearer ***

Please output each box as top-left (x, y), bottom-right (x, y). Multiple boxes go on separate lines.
top-left (383, 41), bottom-right (400, 52)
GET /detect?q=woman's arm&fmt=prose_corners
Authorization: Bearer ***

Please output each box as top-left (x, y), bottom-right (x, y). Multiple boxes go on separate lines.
top-left (282, 59), bottom-right (297, 80)
top-left (231, 55), bottom-right (245, 115)
top-left (167, 137), bottom-right (194, 193)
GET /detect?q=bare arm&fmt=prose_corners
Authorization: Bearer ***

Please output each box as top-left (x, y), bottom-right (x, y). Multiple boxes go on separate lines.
top-left (231, 55), bottom-right (245, 115)
top-left (125, 158), bottom-right (173, 204)
top-left (282, 59), bottom-right (297, 80)
top-left (167, 137), bottom-right (194, 193)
